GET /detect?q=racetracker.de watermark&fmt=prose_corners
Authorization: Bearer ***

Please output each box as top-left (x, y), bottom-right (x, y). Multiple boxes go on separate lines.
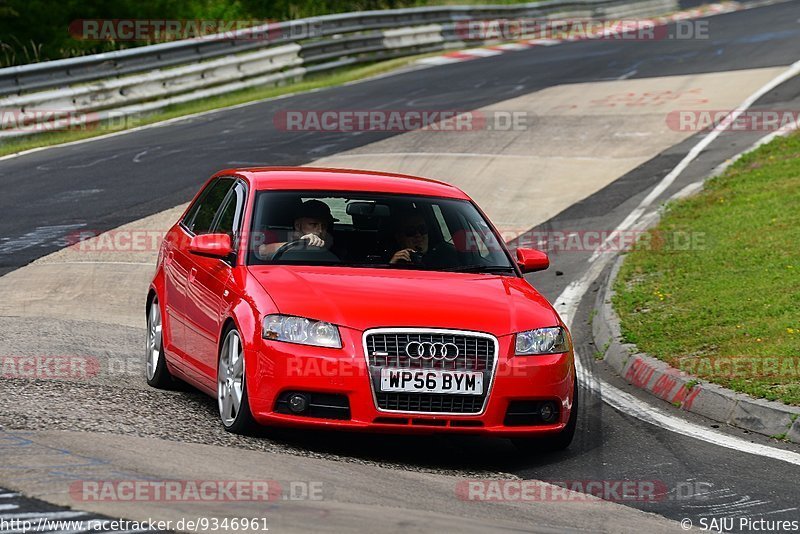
top-left (0, 355), bottom-right (142, 380)
top-left (0, 517), bottom-right (270, 534)
top-left (497, 228), bottom-right (706, 253)
top-left (284, 359), bottom-right (532, 378)
top-left (273, 110), bottom-right (528, 132)
top-left (666, 109), bottom-right (800, 132)
top-left (63, 228), bottom-right (707, 255)
top-left (68, 19), bottom-right (322, 42)
top-left (0, 109), bottom-right (140, 133)
top-left (66, 230), bottom-right (167, 253)
top-left (454, 18), bottom-right (708, 41)
top-left (69, 480), bottom-right (324, 502)
top-left (455, 479), bottom-right (669, 502)
top-left (456, 480), bottom-right (715, 503)
top-left (0, 356), bottom-right (99, 380)
top-left (676, 356), bottom-right (800, 379)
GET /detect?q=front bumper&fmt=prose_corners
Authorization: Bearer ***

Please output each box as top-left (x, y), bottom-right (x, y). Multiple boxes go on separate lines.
top-left (247, 327), bottom-right (575, 436)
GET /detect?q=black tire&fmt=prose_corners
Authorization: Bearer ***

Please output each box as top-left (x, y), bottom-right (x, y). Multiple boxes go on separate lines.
top-left (146, 296), bottom-right (173, 389)
top-left (512, 374), bottom-right (579, 453)
top-left (218, 326), bottom-right (257, 434)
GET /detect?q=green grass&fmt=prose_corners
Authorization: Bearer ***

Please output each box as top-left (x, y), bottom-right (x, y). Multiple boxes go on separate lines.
top-left (0, 53), bottom-right (438, 157)
top-left (613, 132), bottom-right (800, 405)
top-left (594, 339), bottom-right (611, 361)
top-left (2, 0), bottom-right (543, 67)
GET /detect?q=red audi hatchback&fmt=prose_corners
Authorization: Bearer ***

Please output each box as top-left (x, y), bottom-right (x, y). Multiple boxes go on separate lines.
top-left (146, 167), bottom-right (577, 450)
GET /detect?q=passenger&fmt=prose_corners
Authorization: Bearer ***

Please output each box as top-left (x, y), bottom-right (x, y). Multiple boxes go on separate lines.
top-left (389, 210), bottom-right (429, 265)
top-left (389, 210), bottom-right (457, 267)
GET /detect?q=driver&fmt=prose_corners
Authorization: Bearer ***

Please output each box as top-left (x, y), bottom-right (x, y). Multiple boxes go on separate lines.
top-left (258, 199), bottom-right (336, 258)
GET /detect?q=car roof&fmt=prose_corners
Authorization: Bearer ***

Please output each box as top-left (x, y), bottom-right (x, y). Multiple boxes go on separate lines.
top-left (214, 167), bottom-right (471, 200)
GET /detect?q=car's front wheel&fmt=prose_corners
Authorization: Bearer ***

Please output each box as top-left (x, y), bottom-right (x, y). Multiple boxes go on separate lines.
top-left (217, 326), bottom-right (256, 434)
top-left (146, 296), bottom-right (173, 388)
top-left (512, 374), bottom-right (579, 453)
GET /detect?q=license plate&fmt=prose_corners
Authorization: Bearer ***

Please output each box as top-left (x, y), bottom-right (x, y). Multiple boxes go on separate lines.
top-left (379, 368), bottom-right (483, 395)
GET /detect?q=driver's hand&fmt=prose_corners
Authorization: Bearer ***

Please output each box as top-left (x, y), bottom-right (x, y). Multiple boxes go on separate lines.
top-left (257, 243), bottom-right (270, 259)
top-left (300, 233), bottom-right (325, 248)
top-left (390, 248), bottom-right (414, 264)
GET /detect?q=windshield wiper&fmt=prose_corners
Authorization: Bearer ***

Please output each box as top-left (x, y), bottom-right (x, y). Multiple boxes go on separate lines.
top-left (443, 265), bottom-right (517, 274)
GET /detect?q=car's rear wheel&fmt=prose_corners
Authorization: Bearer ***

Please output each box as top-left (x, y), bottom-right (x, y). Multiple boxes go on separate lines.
top-left (512, 374), bottom-right (579, 453)
top-left (217, 326), bottom-right (256, 434)
top-left (146, 296), bottom-right (173, 388)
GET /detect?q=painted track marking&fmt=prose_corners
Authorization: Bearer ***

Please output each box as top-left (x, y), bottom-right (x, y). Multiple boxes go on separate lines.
top-left (555, 59), bottom-right (800, 466)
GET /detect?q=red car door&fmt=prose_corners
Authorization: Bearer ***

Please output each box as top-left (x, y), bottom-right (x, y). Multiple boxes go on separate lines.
top-left (186, 255), bottom-right (233, 380)
top-left (183, 178), bottom-right (244, 383)
top-left (161, 224), bottom-right (191, 358)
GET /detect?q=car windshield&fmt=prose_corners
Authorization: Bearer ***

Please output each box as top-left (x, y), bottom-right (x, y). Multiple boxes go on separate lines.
top-left (246, 191), bottom-right (516, 273)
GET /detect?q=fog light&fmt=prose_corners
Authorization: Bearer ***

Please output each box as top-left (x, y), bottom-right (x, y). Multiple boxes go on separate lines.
top-left (540, 402), bottom-right (558, 423)
top-left (288, 394), bottom-right (309, 413)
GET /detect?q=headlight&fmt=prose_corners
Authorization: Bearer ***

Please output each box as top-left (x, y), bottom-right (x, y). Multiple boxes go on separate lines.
top-left (515, 326), bottom-right (570, 355)
top-left (262, 314), bottom-right (342, 348)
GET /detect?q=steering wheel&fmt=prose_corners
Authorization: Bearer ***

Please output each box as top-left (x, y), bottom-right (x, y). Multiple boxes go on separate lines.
top-left (271, 239), bottom-right (305, 261)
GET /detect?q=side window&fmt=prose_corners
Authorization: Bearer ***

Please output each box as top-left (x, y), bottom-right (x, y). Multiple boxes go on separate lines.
top-left (212, 182), bottom-right (246, 240)
top-left (182, 197), bottom-right (204, 231)
top-left (309, 197), bottom-right (349, 225)
top-left (183, 178), bottom-right (234, 235)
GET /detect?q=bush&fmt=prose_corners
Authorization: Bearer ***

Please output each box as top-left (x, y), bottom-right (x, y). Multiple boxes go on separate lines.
top-left (0, 0), bottom-right (434, 66)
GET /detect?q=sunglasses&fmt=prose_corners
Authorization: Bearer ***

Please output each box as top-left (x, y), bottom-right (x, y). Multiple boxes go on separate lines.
top-left (402, 224), bottom-right (428, 237)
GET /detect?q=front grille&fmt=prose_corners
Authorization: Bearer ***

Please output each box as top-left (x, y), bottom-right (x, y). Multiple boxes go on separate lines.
top-left (365, 330), bottom-right (497, 414)
top-left (376, 392), bottom-right (486, 413)
top-left (367, 332), bottom-right (493, 371)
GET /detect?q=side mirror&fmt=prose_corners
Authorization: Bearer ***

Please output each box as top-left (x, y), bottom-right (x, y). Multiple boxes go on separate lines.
top-left (189, 233), bottom-right (233, 259)
top-left (515, 248), bottom-right (549, 273)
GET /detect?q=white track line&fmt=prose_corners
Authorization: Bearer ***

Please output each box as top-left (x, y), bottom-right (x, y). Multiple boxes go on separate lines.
top-left (417, 57), bottom-right (462, 66)
top-left (460, 48), bottom-right (504, 57)
top-left (710, 122), bottom-right (800, 177)
top-left (588, 58), bottom-right (800, 263)
top-left (492, 43), bottom-right (530, 50)
top-left (599, 386), bottom-right (800, 465)
top-left (555, 60), bottom-right (800, 466)
top-left (0, 59), bottom-right (416, 164)
top-left (0, 0), bottom-right (778, 167)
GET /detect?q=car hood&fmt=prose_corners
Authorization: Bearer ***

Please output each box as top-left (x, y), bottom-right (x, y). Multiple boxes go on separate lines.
top-left (247, 265), bottom-right (560, 336)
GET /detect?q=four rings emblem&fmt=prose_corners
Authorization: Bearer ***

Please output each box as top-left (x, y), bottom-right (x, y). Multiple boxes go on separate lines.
top-left (405, 341), bottom-right (459, 361)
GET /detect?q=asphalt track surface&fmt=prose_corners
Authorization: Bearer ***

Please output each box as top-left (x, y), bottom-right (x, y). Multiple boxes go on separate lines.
top-left (0, 488), bottom-right (169, 533)
top-left (2, 1), bottom-right (800, 531)
top-left (3, 0), bottom-right (800, 276)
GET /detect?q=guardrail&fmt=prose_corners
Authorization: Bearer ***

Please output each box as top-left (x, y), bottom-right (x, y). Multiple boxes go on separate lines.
top-left (0, 0), bottom-right (680, 139)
